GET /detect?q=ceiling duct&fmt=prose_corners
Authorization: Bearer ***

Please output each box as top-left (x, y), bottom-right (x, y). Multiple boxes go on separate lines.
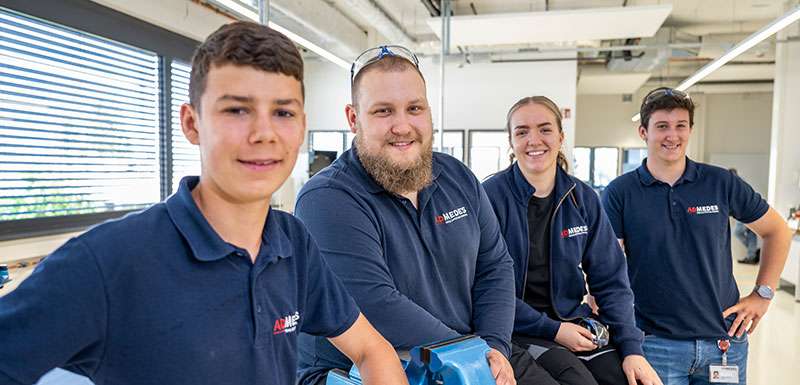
top-left (606, 27), bottom-right (700, 72)
top-left (337, 0), bottom-right (415, 47)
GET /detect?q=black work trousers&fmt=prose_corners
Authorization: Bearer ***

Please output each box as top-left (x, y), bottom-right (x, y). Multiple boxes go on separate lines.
top-left (511, 334), bottom-right (631, 385)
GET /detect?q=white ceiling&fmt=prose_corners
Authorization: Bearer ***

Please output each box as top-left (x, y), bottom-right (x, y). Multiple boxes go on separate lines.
top-left (331, 0), bottom-right (790, 94)
top-left (95, 0), bottom-right (795, 95)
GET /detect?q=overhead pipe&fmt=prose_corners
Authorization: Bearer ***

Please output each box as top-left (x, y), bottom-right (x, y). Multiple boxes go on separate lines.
top-left (421, 0), bottom-right (440, 17)
top-left (338, 0), bottom-right (415, 47)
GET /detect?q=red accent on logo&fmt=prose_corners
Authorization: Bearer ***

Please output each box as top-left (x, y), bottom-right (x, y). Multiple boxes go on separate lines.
top-left (273, 318), bottom-right (286, 334)
top-left (687, 207), bottom-right (697, 213)
top-left (561, 230), bottom-right (569, 238)
top-left (434, 215), bottom-right (445, 225)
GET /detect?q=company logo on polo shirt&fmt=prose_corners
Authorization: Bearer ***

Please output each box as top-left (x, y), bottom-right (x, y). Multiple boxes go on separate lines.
top-left (561, 225), bottom-right (588, 238)
top-left (273, 311), bottom-right (300, 335)
top-left (687, 204), bottom-right (719, 215)
top-left (434, 206), bottom-right (468, 225)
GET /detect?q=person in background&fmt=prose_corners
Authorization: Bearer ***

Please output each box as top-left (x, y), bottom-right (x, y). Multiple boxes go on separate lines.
top-left (294, 45), bottom-right (537, 385)
top-left (602, 87), bottom-right (791, 384)
top-left (0, 22), bottom-right (407, 385)
top-left (483, 95), bottom-right (661, 385)
top-left (730, 169), bottom-right (761, 264)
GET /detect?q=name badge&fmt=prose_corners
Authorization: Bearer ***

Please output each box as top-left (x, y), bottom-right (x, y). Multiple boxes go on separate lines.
top-left (709, 364), bottom-right (739, 383)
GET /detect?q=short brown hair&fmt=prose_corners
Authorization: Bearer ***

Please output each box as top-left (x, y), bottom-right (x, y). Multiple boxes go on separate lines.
top-left (640, 87), bottom-right (695, 130)
top-left (351, 55), bottom-right (425, 108)
top-left (189, 21), bottom-right (304, 110)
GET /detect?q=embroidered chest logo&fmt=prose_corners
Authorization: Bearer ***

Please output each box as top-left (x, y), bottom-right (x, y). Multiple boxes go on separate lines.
top-left (273, 311), bottom-right (300, 335)
top-left (687, 205), bottom-right (719, 215)
top-left (434, 206), bottom-right (468, 225)
top-left (561, 225), bottom-right (588, 238)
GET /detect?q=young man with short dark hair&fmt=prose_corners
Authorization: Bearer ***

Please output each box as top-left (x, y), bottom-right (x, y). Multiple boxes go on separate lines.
top-left (602, 87), bottom-right (791, 384)
top-left (0, 22), bottom-right (406, 385)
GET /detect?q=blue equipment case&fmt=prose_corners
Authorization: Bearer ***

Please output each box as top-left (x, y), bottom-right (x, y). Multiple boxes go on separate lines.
top-left (326, 335), bottom-right (496, 385)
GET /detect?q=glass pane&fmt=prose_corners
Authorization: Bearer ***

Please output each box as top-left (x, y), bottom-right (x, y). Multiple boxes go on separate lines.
top-left (593, 147), bottom-right (619, 188)
top-left (310, 131), bottom-right (346, 156)
top-left (573, 147), bottom-right (591, 184)
top-left (622, 148), bottom-right (647, 174)
top-left (436, 131), bottom-right (464, 162)
top-left (469, 131), bottom-right (510, 181)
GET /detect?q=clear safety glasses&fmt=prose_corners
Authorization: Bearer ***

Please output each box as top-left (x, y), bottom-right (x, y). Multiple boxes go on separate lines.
top-left (350, 45), bottom-right (420, 85)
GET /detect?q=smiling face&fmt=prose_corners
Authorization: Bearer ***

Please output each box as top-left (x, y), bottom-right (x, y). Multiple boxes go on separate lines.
top-left (347, 66), bottom-right (433, 193)
top-left (350, 68), bottom-right (432, 168)
top-left (639, 108), bottom-right (692, 167)
top-left (508, 103), bottom-right (564, 178)
top-left (180, 63), bottom-right (305, 204)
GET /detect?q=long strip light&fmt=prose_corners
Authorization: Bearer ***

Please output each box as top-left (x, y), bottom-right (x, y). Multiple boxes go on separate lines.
top-left (632, 4), bottom-right (800, 122)
top-left (213, 0), bottom-right (350, 70)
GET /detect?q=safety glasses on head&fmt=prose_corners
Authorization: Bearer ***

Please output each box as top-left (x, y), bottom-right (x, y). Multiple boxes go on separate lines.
top-left (350, 45), bottom-right (420, 86)
top-left (642, 88), bottom-right (691, 106)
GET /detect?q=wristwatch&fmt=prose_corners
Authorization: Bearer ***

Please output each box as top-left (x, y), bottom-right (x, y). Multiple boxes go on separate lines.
top-left (753, 284), bottom-right (774, 300)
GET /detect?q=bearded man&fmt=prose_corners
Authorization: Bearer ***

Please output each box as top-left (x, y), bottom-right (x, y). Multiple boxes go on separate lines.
top-left (295, 46), bottom-right (534, 385)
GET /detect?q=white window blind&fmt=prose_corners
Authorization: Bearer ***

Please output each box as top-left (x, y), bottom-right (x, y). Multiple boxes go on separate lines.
top-left (0, 9), bottom-right (161, 221)
top-left (169, 60), bottom-right (200, 194)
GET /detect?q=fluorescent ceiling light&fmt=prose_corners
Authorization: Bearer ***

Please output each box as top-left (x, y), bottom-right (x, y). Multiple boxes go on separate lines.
top-left (268, 24), bottom-right (350, 69)
top-left (632, 4), bottom-right (800, 122)
top-left (213, 0), bottom-right (349, 70)
top-left (676, 5), bottom-right (800, 91)
top-left (427, 5), bottom-right (672, 48)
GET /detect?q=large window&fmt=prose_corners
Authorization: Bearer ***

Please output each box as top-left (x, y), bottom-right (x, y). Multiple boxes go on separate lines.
top-left (309, 130), bottom-right (354, 158)
top-left (468, 131), bottom-right (510, 182)
top-left (435, 130), bottom-right (465, 163)
top-left (308, 130), bottom-right (466, 166)
top-left (0, 3), bottom-right (197, 240)
top-left (573, 147), bottom-right (619, 189)
top-left (0, 8), bottom-right (161, 222)
top-left (622, 148), bottom-right (647, 175)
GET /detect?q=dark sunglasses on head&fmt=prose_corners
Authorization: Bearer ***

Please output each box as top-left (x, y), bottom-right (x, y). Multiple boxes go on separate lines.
top-left (350, 45), bottom-right (420, 86)
top-left (642, 88), bottom-right (691, 106)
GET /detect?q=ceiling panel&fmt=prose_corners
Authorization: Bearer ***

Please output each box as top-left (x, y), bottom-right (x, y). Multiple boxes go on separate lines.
top-left (578, 72), bottom-right (652, 94)
top-left (427, 5), bottom-right (672, 47)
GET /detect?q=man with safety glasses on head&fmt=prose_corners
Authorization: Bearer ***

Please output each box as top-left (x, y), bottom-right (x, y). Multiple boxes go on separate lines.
top-left (602, 87), bottom-right (791, 384)
top-left (294, 45), bottom-right (555, 385)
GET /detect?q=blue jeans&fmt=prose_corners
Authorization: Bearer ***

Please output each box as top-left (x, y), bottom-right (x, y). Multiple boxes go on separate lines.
top-left (642, 333), bottom-right (748, 385)
top-left (733, 221), bottom-right (758, 260)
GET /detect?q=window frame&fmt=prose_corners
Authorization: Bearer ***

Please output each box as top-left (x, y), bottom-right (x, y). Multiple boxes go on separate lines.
top-left (0, 0), bottom-right (199, 241)
top-left (573, 146), bottom-right (622, 190)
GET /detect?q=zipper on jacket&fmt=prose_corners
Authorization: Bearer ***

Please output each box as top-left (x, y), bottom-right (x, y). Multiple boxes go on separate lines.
top-left (547, 182), bottom-right (581, 322)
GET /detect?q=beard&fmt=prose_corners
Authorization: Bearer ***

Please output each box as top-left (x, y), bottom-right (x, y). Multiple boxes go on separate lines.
top-left (354, 128), bottom-right (434, 195)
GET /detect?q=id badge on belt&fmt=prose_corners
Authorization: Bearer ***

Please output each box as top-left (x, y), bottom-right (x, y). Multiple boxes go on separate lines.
top-left (709, 339), bottom-right (739, 383)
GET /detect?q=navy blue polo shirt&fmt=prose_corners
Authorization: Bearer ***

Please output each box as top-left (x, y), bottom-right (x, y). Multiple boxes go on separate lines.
top-left (294, 147), bottom-right (515, 385)
top-left (0, 176), bottom-right (359, 385)
top-left (602, 158), bottom-right (768, 340)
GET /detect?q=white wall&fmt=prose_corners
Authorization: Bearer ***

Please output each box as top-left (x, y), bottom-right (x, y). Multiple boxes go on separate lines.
top-left (703, 93), bottom-right (773, 159)
top-left (303, 60), bottom-right (352, 133)
top-left (769, 9), bottom-right (800, 216)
